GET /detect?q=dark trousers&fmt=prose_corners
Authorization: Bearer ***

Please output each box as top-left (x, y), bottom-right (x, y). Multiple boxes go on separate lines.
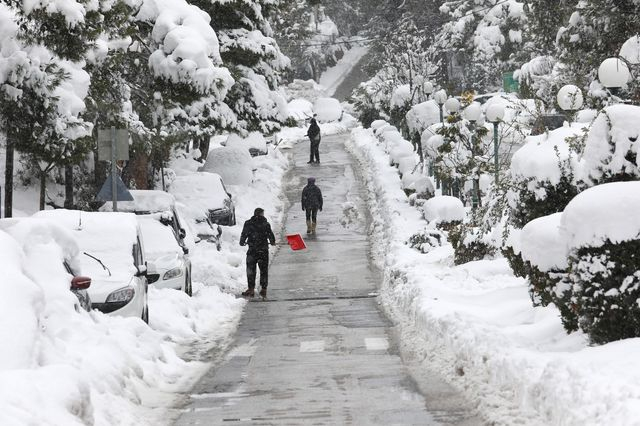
top-left (305, 208), bottom-right (318, 223)
top-left (246, 251), bottom-right (269, 289)
top-left (309, 140), bottom-right (320, 162)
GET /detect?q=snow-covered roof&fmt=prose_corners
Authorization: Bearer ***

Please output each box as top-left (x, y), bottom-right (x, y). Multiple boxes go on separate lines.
top-left (561, 182), bottom-right (640, 250)
top-left (33, 210), bottom-right (139, 280)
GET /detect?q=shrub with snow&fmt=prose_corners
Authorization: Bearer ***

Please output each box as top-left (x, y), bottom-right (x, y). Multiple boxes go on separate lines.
top-left (561, 182), bottom-right (640, 343)
top-left (313, 97), bottom-right (343, 122)
top-left (199, 146), bottom-right (253, 185)
top-left (508, 124), bottom-right (582, 228)
top-left (407, 229), bottom-right (445, 254)
top-left (580, 105), bottom-right (640, 186)
top-left (423, 196), bottom-right (464, 225)
top-left (448, 224), bottom-right (497, 265)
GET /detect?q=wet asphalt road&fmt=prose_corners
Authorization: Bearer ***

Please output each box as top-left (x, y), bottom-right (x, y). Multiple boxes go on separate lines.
top-left (174, 134), bottom-right (481, 425)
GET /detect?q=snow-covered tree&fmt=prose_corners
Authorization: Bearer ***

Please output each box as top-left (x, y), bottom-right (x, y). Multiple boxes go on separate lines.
top-left (191, 0), bottom-right (290, 134)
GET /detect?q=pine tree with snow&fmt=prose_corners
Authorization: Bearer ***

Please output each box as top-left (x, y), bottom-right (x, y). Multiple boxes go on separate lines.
top-left (191, 0), bottom-right (290, 134)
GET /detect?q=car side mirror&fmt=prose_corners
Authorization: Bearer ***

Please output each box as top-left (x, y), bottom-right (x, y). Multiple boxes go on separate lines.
top-left (179, 228), bottom-right (187, 239)
top-left (136, 265), bottom-right (148, 277)
top-left (71, 276), bottom-right (92, 290)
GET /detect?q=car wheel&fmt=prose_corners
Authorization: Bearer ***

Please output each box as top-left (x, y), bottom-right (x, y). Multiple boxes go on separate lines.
top-left (185, 274), bottom-right (193, 297)
top-left (142, 306), bottom-right (149, 324)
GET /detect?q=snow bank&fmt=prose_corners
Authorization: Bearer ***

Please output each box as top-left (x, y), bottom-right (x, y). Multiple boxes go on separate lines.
top-left (287, 98), bottom-right (313, 121)
top-left (423, 196), bottom-right (465, 224)
top-left (348, 124), bottom-right (640, 425)
top-left (313, 97), bottom-right (343, 122)
top-left (520, 213), bottom-right (567, 271)
top-left (561, 182), bottom-right (640, 250)
top-left (200, 146), bottom-right (253, 185)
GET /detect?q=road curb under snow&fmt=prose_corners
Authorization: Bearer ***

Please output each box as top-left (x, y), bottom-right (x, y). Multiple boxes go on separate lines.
top-left (346, 127), bottom-right (640, 426)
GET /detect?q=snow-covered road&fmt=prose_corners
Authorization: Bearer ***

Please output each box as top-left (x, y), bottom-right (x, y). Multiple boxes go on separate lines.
top-left (174, 134), bottom-right (479, 424)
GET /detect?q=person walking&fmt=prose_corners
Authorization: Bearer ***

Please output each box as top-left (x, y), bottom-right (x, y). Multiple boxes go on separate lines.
top-left (306, 116), bottom-right (321, 164)
top-left (239, 208), bottom-right (276, 299)
top-left (301, 177), bottom-right (323, 234)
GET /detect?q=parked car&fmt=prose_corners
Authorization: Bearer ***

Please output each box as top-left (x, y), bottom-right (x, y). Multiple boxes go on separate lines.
top-left (100, 189), bottom-right (191, 251)
top-left (169, 172), bottom-right (236, 226)
top-left (138, 216), bottom-right (193, 296)
top-left (34, 210), bottom-right (150, 322)
top-left (0, 217), bottom-right (93, 312)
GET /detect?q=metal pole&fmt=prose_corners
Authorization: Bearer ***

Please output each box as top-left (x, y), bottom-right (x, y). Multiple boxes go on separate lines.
top-left (111, 126), bottom-right (117, 212)
top-left (493, 122), bottom-right (499, 185)
top-left (471, 123), bottom-right (479, 210)
top-left (439, 104), bottom-right (444, 124)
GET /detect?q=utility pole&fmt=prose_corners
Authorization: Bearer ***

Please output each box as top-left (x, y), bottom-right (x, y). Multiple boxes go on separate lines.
top-left (111, 126), bottom-right (118, 212)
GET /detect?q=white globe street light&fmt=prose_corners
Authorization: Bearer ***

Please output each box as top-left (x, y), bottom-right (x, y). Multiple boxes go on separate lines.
top-left (485, 103), bottom-right (506, 185)
top-left (598, 57), bottom-right (631, 89)
top-left (434, 89), bottom-right (447, 123)
top-left (557, 84), bottom-right (584, 111)
top-left (423, 81), bottom-right (434, 96)
top-left (620, 36), bottom-right (640, 66)
top-left (444, 97), bottom-right (461, 114)
top-left (464, 102), bottom-right (482, 123)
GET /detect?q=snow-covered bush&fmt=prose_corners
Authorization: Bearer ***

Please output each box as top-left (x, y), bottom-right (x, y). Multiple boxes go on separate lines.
top-left (199, 146), bottom-right (253, 185)
top-left (561, 182), bottom-right (640, 343)
top-left (423, 196), bottom-right (464, 226)
top-left (407, 229), bottom-right (445, 254)
top-left (519, 213), bottom-right (577, 331)
top-left (313, 97), bottom-right (342, 123)
top-left (508, 124), bottom-right (582, 228)
top-left (580, 105), bottom-right (640, 186)
top-left (448, 224), bottom-right (496, 265)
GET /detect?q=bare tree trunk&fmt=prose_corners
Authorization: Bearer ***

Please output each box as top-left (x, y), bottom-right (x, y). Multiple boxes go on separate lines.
top-left (39, 171), bottom-right (46, 211)
top-left (4, 130), bottom-right (14, 218)
top-left (64, 165), bottom-right (74, 209)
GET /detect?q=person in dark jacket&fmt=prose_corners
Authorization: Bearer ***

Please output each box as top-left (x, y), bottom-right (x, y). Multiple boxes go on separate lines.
top-left (301, 177), bottom-right (323, 234)
top-left (306, 117), bottom-right (321, 164)
top-left (239, 208), bottom-right (276, 298)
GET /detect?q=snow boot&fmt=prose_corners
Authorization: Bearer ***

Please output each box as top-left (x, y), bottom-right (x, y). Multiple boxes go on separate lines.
top-left (311, 221), bottom-right (317, 234)
top-left (306, 220), bottom-right (312, 234)
top-left (241, 288), bottom-right (255, 298)
top-left (259, 287), bottom-right (267, 300)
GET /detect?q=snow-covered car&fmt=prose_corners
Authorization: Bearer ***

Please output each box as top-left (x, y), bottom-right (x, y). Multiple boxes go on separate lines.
top-left (225, 132), bottom-right (268, 157)
top-left (34, 210), bottom-right (150, 322)
top-left (138, 216), bottom-right (193, 296)
top-left (0, 217), bottom-right (93, 312)
top-left (100, 190), bottom-right (191, 251)
top-left (169, 172), bottom-right (237, 226)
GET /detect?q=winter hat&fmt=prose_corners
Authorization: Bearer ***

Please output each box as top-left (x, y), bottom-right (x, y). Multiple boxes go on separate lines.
top-left (254, 207), bottom-right (265, 216)
top-left (307, 177), bottom-right (316, 184)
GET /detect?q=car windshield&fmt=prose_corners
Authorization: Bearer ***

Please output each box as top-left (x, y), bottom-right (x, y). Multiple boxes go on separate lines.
top-left (138, 217), bottom-right (182, 258)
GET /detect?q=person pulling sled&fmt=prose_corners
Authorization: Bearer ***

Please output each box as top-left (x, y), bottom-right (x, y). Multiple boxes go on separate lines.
top-left (239, 208), bottom-right (276, 299)
top-left (301, 177), bottom-right (323, 234)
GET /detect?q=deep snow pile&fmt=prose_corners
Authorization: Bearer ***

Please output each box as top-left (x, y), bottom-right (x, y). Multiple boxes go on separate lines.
top-left (347, 126), bottom-right (640, 425)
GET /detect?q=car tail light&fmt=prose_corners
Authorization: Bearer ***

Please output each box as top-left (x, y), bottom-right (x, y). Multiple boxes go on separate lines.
top-left (71, 276), bottom-right (92, 290)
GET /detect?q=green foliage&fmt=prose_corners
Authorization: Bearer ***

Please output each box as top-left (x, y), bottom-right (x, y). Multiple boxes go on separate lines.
top-left (407, 229), bottom-right (445, 254)
top-left (449, 223), bottom-right (496, 265)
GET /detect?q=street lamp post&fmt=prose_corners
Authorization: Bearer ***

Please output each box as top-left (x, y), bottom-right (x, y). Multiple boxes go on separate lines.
top-left (486, 103), bottom-right (505, 185)
top-left (434, 89), bottom-right (448, 123)
top-left (423, 81), bottom-right (434, 100)
top-left (464, 103), bottom-right (483, 209)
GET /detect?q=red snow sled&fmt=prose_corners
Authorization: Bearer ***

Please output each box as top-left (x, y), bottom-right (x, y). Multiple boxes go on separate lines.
top-left (286, 234), bottom-right (307, 251)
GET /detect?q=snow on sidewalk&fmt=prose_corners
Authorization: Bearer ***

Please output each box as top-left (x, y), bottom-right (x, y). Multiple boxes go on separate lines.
top-left (347, 127), bottom-right (640, 426)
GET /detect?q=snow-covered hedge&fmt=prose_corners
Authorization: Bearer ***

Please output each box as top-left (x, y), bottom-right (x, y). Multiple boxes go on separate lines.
top-left (561, 182), bottom-right (640, 343)
top-left (508, 124), bottom-right (582, 228)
